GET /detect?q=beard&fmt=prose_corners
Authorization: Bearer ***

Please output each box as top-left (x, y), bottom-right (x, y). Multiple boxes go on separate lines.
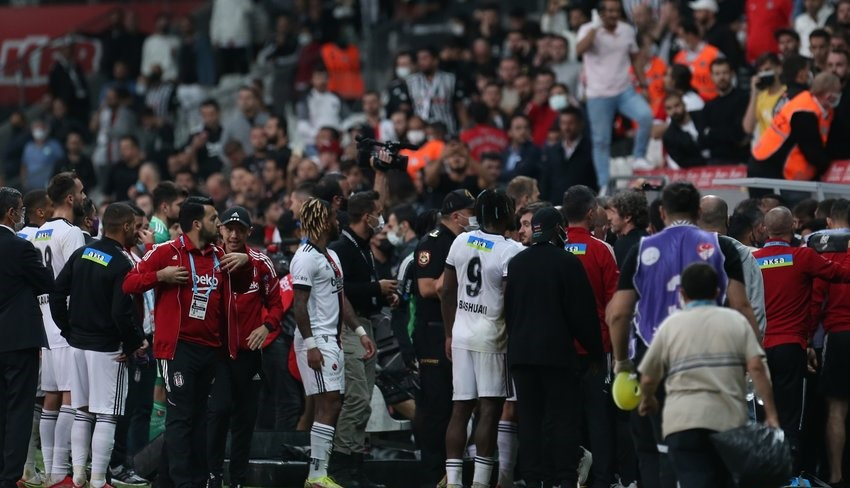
top-left (201, 226), bottom-right (220, 246)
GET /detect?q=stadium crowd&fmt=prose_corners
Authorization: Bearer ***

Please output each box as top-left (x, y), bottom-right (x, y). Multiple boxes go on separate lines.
top-left (3, 0), bottom-right (850, 488)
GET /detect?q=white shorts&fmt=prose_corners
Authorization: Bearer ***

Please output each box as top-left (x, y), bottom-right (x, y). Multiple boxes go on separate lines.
top-left (70, 348), bottom-right (128, 415)
top-left (296, 337), bottom-right (345, 396)
top-left (451, 348), bottom-right (512, 400)
top-left (41, 346), bottom-right (74, 392)
top-left (36, 356), bottom-right (45, 398)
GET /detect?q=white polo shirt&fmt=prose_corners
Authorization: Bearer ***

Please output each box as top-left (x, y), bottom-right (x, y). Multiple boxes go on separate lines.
top-left (577, 20), bottom-right (639, 98)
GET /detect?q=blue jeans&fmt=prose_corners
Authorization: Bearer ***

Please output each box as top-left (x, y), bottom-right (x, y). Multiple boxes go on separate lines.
top-left (586, 87), bottom-right (653, 188)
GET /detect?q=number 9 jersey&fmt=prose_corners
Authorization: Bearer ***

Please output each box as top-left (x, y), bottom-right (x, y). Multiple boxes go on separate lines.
top-left (446, 230), bottom-right (524, 353)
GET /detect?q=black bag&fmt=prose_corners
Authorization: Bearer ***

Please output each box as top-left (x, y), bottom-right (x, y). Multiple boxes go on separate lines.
top-left (710, 423), bottom-right (792, 488)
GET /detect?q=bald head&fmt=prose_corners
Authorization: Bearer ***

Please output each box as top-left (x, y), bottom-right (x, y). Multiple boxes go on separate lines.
top-left (699, 195), bottom-right (728, 232)
top-left (764, 206), bottom-right (795, 238)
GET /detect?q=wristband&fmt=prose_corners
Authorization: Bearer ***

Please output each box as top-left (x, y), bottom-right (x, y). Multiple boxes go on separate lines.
top-left (303, 337), bottom-right (317, 349)
top-left (355, 326), bottom-right (367, 337)
top-left (263, 322), bottom-right (275, 333)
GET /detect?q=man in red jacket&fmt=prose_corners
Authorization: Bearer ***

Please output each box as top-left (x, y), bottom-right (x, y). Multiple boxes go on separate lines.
top-left (122, 196), bottom-right (252, 488)
top-left (563, 185), bottom-right (622, 488)
top-left (753, 206), bottom-right (850, 469)
top-left (207, 206), bottom-right (284, 488)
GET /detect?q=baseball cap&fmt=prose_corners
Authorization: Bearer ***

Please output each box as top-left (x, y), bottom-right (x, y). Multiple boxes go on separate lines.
top-left (220, 206), bottom-right (252, 228)
top-left (689, 0), bottom-right (718, 11)
top-left (531, 207), bottom-right (564, 244)
top-left (441, 189), bottom-right (476, 215)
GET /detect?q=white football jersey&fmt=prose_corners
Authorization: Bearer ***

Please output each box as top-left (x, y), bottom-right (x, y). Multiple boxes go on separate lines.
top-left (31, 218), bottom-right (85, 348)
top-left (290, 243), bottom-right (344, 348)
top-left (446, 230), bottom-right (523, 353)
top-left (17, 225), bottom-right (38, 241)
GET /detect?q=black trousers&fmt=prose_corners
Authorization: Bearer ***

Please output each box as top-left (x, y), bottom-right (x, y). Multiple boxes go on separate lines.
top-left (159, 341), bottom-right (219, 488)
top-left (578, 357), bottom-right (616, 488)
top-left (766, 344), bottom-right (806, 457)
top-left (0, 348), bottom-right (39, 488)
top-left (255, 334), bottom-right (302, 431)
top-left (207, 349), bottom-right (262, 484)
top-left (412, 322), bottom-right (453, 485)
top-left (112, 336), bottom-right (156, 468)
top-left (666, 429), bottom-right (732, 488)
top-left (512, 364), bottom-right (581, 486)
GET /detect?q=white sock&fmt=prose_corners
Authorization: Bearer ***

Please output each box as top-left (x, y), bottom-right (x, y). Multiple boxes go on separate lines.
top-left (497, 421), bottom-right (518, 488)
top-left (91, 414), bottom-right (118, 487)
top-left (23, 405), bottom-right (42, 479)
top-left (308, 422), bottom-right (335, 479)
top-left (71, 411), bottom-right (95, 486)
top-left (51, 406), bottom-right (75, 483)
top-left (472, 456), bottom-right (496, 486)
top-left (446, 458), bottom-right (463, 486)
top-left (39, 409), bottom-right (58, 479)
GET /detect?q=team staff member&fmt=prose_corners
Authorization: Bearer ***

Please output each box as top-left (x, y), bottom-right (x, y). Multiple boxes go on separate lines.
top-left (563, 186), bottom-right (621, 488)
top-left (122, 196), bottom-right (253, 488)
top-left (752, 207), bottom-right (850, 469)
top-left (0, 187), bottom-right (53, 488)
top-left (49, 203), bottom-right (147, 488)
top-left (606, 189), bottom-right (649, 268)
top-left (750, 73), bottom-right (843, 183)
top-left (207, 207), bottom-right (284, 488)
top-left (606, 182), bottom-right (757, 488)
top-left (328, 191), bottom-right (396, 488)
top-left (410, 189), bottom-right (476, 485)
top-left (505, 207), bottom-right (602, 488)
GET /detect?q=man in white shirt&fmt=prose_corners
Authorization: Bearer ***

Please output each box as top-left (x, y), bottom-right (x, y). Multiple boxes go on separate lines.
top-left (576, 0), bottom-right (654, 189)
top-left (141, 14), bottom-right (179, 81)
top-left (795, 0), bottom-right (834, 56)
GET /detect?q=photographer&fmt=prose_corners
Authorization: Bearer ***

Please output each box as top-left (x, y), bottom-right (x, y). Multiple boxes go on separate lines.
top-left (743, 53), bottom-right (786, 144)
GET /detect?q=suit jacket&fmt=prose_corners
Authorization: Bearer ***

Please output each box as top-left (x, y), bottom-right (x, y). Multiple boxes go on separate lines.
top-left (0, 226), bottom-right (54, 352)
top-left (663, 119), bottom-right (707, 168)
top-left (541, 137), bottom-right (598, 202)
top-left (500, 141), bottom-right (542, 182)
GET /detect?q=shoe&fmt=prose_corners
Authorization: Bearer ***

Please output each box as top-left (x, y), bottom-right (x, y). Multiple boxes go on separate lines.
top-left (304, 476), bottom-right (344, 488)
top-left (47, 476), bottom-right (83, 488)
top-left (631, 157), bottom-right (656, 171)
top-left (18, 472), bottom-right (49, 488)
top-left (205, 474), bottom-right (222, 488)
top-left (108, 466), bottom-right (148, 486)
top-left (577, 447), bottom-right (592, 486)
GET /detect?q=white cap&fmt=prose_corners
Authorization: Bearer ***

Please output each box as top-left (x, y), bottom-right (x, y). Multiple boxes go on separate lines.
top-left (689, 0), bottom-right (719, 12)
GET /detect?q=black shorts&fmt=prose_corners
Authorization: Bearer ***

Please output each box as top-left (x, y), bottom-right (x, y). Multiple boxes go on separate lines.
top-left (821, 331), bottom-right (850, 398)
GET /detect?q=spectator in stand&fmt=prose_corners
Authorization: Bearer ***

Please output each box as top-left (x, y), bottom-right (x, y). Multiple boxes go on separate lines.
top-left (142, 14), bottom-right (180, 82)
top-left (811, 29), bottom-right (832, 73)
top-left (691, 0), bottom-right (744, 70)
top-left (577, 0), bottom-right (653, 187)
top-left (524, 70), bottom-right (558, 147)
top-left (256, 15), bottom-right (299, 113)
top-left (21, 120), bottom-right (64, 192)
top-left (480, 82), bottom-right (509, 130)
top-left (498, 57), bottom-right (522, 114)
top-left (541, 106), bottom-right (598, 200)
top-left (826, 49), bottom-right (850, 160)
top-left (139, 108), bottom-right (175, 170)
top-left (405, 46), bottom-right (466, 136)
top-left (385, 52), bottom-right (414, 117)
top-left (222, 86), bottom-right (270, 167)
top-left (176, 15), bottom-right (216, 87)
top-left (185, 99), bottom-right (225, 179)
top-left (460, 103), bottom-right (509, 162)
top-left (746, 0), bottom-right (793, 64)
top-left (700, 59), bottom-right (750, 165)
top-left (743, 53), bottom-right (787, 142)
top-left (360, 91), bottom-right (391, 142)
top-left (631, 34), bottom-right (668, 115)
top-left (423, 142), bottom-right (475, 208)
top-left (48, 40), bottom-right (90, 125)
top-left (242, 127), bottom-right (269, 174)
top-left (295, 68), bottom-right (342, 148)
top-left (210, 0), bottom-right (254, 76)
top-left (264, 114), bottom-right (292, 167)
top-left (828, 0), bottom-right (850, 29)
top-left (98, 61), bottom-right (137, 105)
top-left (53, 131), bottom-right (97, 192)
top-left (48, 99), bottom-right (86, 145)
top-left (777, 28), bottom-right (803, 59)
top-left (319, 21), bottom-right (365, 105)
top-left (506, 176), bottom-right (540, 215)
top-left (91, 87), bottom-right (138, 169)
top-left (674, 21), bottom-right (723, 102)
top-left (796, 0), bottom-right (834, 56)
top-left (547, 35), bottom-right (581, 96)
top-left (4, 111), bottom-right (30, 183)
top-left (663, 92), bottom-right (708, 168)
top-left (105, 136), bottom-right (145, 201)
top-left (501, 114), bottom-right (542, 182)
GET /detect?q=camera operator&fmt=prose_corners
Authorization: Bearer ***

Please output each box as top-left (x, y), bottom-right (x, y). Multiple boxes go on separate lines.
top-left (743, 53), bottom-right (786, 144)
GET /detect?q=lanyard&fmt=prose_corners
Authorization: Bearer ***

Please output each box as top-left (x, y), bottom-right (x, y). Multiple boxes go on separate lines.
top-left (685, 300), bottom-right (715, 309)
top-left (764, 240), bottom-right (790, 247)
top-left (342, 230), bottom-right (378, 282)
top-left (182, 236), bottom-right (220, 296)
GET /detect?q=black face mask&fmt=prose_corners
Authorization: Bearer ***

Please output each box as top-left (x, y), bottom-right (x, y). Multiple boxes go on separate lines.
top-left (756, 72), bottom-right (776, 90)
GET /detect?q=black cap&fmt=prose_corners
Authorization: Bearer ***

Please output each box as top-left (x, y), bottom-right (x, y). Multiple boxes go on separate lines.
top-left (220, 206), bottom-right (252, 228)
top-left (441, 189), bottom-right (476, 215)
top-left (531, 207), bottom-right (564, 244)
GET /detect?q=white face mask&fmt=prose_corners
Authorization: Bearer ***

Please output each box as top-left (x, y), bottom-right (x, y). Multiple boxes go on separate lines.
top-left (387, 227), bottom-right (405, 247)
top-left (407, 129), bottom-right (425, 145)
top-left (463, 215), bottom-right (480, 232)
top-left (549, 94), bottom-right (568, 111)
top-left (371, 214), bottom-right (385, 234)
top-left (829, 92), bottom-right (843, 108)
top-left (395, 66), bottom-right (412, 79)
top-left (15, 208), bottom-right (25, 231)
top-left (32, 128), bottom-right (46, 141)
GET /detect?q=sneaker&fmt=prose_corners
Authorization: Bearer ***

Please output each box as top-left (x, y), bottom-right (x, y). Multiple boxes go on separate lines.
top-left (577, 447), bottom-right (593, 486)
top-left (18, 472), bottom-right (49, 488)
top-left (303, 476), bottom-right (344, 488)
top-left (108, 466), bottom-right (148, 486)
top-left (47, 476), bottom-right (83, 488)
top-left (631, 157), bottom-right (656, 171)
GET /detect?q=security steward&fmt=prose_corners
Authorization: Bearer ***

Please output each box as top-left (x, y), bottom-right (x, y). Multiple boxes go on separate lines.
top-left (411, 189), bottom-right (477, 485)
top-left (749, 72), bottom-right (843, 185)
top-left (752, 206), bottom-right (850, 470)
top-left (207, 206), bottom-right (284, 488)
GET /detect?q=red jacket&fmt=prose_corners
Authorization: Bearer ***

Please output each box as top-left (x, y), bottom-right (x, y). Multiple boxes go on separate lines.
top-left (261, 274), bottom-right (295, 348)
top-left (811, 248), bottom-right (850, 334)
top-left (525, 102), bottom-right (557, 146)
top-left (460, 125), bottom-right (509, 162)
top-left (566, 227), bottom-right (619, 353)
top-left (232, 248), bottom-right (285, 353)
top-left (754, 239), bottom-right (850, 349)
top-left (123, 236), bottom-right (252, 360)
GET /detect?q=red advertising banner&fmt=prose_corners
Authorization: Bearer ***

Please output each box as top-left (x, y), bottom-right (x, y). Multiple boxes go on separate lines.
top-left (821, 160), bottom-right (850, 184)
top-left (0, 1), bottom-right (201, 106)
top-left (635, 161), bottom-right (850, 188)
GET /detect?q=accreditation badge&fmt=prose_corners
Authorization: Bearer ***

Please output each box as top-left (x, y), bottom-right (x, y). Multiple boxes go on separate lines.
top-left (189, 294), bottom-right (209, 320)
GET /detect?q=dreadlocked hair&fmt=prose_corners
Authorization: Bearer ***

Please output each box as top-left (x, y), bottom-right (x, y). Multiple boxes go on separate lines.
top-left (300, 197), bottom-right (333, 242)
top-left (475, 189), bottom-right (515, 231)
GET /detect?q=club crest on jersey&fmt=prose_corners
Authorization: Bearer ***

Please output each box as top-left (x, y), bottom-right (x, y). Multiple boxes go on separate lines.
top-left (34, 229), bottom-right (53, 241)
top-left (418, 251), bottom-right (431, 267)
top-left (697, 242), bottom-right (715, 260)
top-left (466, 235), bottom-right (494, 252)
top-left (565, 243), bottom-right (587, 255)
top-left (757, 254), bottom-right (794, 269)
top-left (173, 372), bottom-right (184, 388)
top-left (81, 248), bottom-right (113, 267)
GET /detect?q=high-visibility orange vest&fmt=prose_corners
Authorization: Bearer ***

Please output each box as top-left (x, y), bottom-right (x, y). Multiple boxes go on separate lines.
top-left (320, 43), bottom-right (365, 101)
top-left (752, 91), bottom-right (833, 181)
top-left (673, 44), bottom-right (721, 102)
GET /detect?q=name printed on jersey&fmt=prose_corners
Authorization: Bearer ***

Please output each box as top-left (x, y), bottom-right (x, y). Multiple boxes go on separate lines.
top-left (757, 254), bottom-right (794, 269)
